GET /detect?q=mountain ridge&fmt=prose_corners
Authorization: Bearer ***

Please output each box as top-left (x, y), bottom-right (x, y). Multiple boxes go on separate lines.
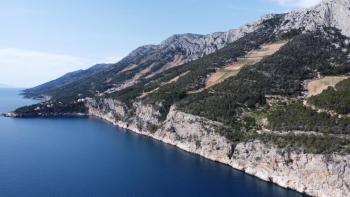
top-left (23, 63), bottom-right (113, 98)
top-left (23, 14), bottom-right (275, 98)
top-left (24, 0), bottom-right (350, 98)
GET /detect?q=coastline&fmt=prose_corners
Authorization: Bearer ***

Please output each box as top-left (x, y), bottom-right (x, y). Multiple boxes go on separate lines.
top-left (85, 106), bottom-right (324, 196)
top-left (4, 100), bottom-right (350, 197)
top-left (89, 113), bottom-right (314, 196)
top-left (84, 98), bottom-right (350, 197)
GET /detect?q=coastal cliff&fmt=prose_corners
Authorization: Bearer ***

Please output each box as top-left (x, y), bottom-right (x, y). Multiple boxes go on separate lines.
top-left (85, 98), bottom-right (350, 197)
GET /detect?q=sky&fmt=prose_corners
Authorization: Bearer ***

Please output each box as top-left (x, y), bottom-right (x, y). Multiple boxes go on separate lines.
top-left (0, 0), bottom-right (322, 87)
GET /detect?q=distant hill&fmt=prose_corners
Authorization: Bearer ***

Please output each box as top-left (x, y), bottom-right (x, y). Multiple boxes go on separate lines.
top-left (22, 63), bottom-right (113, 98)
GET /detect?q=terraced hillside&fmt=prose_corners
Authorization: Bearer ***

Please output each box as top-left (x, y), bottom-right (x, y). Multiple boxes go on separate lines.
top-left (307, 76), bottom-right (349, 97)
top-left (204, 41), bottom-right (288, 90)
top-left (308, 77), bottom-right (350, 115)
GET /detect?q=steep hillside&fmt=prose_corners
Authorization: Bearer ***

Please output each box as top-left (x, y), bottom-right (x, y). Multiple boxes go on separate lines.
top-left (23, 0), bottom-right (350, 102)
top-left (23, 15), bottom-right (272, 100)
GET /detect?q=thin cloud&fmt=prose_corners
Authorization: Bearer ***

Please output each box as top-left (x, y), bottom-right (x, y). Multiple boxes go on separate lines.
top-left (0, 48), bottom-right (90, 87)
top-left (104, 56), bottom-right (123, 64)
top-left (270, 0), bottom-right (322, 8)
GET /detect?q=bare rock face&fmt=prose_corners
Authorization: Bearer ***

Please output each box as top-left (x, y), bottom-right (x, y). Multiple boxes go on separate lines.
top-left (154, 106), bottom-right (232, 161)
top-left (157, 15), bottom-right (271, 61)
top-left (85, 98), bottom-right (163, 130)
top-left (131, 101), bottom-right (162, 130)
top-left (85, 98), bottom-right (128, 123)
top-left (279, 0), bottom-right (350, 37)
top-left (232, 142), bottom-right (350, 197)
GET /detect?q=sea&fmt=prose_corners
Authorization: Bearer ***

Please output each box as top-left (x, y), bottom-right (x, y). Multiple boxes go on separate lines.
top-left (0, 88), bottom-right (306, 197)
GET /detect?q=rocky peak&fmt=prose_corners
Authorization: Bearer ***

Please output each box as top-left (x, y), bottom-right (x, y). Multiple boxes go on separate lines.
top-left (125, 45), bottom-right (158, 60)
top-left (279, 0), bottom-right (350, 36)
top-left (122, 14), bottom-right (276, 64)
top-left (119, 0), bottom-right (350, 69)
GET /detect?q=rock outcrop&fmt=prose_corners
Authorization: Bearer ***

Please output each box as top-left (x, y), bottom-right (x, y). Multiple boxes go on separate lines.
top-left (278, 0), bottom-right (350, 37)
top-left (155, 14), bottom-right (274, 62)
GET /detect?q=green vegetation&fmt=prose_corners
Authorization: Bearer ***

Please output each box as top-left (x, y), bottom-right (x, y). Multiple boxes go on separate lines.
top-left (266, 102), bottom-right (350, 134)
top-left (219, 125), bottom-right (350, 154)
top-left (256, 133), bottom-right (350, 154)
top-left (308, 78), bottom-right (350, 114)
top-left (214, 102), bottom-right (350, 154)
top-left (111, 15), bottom-right (288, 102)
top-left (106, 15), bottom-right (290, 120)
top-left (177, 29), bottom-right (348, 126)
top-left (15, 102), bottom-right (87, 117)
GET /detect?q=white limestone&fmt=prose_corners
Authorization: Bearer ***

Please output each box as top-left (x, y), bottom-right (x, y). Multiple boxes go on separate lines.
top-left (278, 0), bottom-right (350, 37)
top-left (85, 98), bottom-right (350, 197)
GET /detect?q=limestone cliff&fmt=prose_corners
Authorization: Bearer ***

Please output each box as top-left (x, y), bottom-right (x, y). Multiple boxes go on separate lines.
top-left (85, 98), bottom-right (350, 197)
top-left (279, 0), bottom-right (350, 37)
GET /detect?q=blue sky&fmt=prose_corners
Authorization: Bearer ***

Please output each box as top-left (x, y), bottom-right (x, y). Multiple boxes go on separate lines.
top-left (0, 0), bottom-right (321, 87)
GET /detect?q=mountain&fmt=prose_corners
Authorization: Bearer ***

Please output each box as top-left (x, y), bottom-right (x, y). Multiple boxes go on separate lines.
top-left (22, 14), bottom-right (272, 100)
top-left (11, 1), bottom-right (350, 196)
top-left (23, 0), bottom-right (350, 101)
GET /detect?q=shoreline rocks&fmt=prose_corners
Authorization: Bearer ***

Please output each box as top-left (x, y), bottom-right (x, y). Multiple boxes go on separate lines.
top-left (85, 99), bottom-right (350, 197)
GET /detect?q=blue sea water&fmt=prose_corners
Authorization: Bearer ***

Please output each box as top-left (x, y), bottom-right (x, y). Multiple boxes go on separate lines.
top-left (0, 89), bottom-right (306, 197)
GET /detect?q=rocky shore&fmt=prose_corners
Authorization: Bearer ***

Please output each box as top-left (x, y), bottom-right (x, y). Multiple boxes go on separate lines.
top-left (84, 98), bottom-right (350, 197)
top-left (4, 97), bottom-right (350, 197)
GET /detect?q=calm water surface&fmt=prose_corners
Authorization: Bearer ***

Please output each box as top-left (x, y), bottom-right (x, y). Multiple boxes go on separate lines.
top-left (0, 89), bottom-right (306, 197)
